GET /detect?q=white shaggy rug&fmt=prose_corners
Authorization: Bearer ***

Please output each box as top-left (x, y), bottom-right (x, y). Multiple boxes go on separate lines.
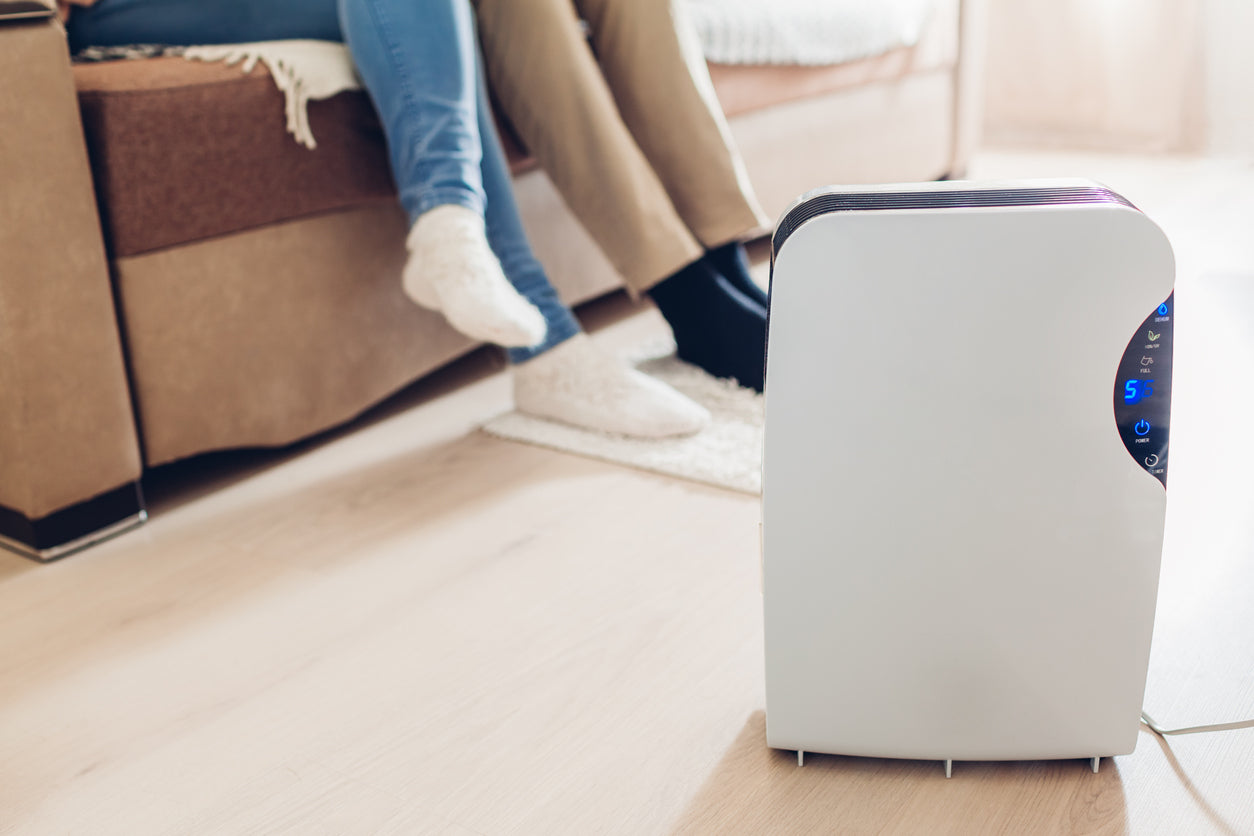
top-left (483, 344), bottom-right (764, 495)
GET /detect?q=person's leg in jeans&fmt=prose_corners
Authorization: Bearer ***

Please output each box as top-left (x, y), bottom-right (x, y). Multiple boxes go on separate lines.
top-left (468, 53), bottom-right (579, 364)
top-left (341, 0), bottom-right (703, 436)
top-left (68, 0), bottom-right (708, 436)
top-left (337, 0), bottom-right (550, 349)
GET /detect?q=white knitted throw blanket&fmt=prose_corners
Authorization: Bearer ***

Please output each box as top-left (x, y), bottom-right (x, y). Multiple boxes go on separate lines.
top-left (184, 40), bottom-right (361, 150)
top-left (685, 0), bottom-right (938, 66)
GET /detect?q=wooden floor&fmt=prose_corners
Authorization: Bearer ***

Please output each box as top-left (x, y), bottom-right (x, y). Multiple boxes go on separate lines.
top-left (2, 151), bottom-right (1253, 835)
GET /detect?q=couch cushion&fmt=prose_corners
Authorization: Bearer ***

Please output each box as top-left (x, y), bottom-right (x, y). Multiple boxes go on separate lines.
top-left (688, 0), bottom-right (939, 67)
top-left (74, 56), bottom-right (533, 258)
top-left (708, 0), bottom-right (959, 119)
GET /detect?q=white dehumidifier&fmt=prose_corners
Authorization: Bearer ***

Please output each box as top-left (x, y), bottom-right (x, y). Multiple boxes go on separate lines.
top-left (761, 180), bottom-right (1174, 775)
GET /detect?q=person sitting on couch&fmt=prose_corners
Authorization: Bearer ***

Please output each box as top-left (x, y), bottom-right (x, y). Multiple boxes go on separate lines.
top-left (64, 0), bottom-right (765, 440)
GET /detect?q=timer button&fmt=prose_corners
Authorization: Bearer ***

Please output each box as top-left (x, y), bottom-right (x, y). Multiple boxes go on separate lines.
top-left (1134, 420), bottom-right (1151, 436)
top-left (1145, 454), bottom-right (1160, 467)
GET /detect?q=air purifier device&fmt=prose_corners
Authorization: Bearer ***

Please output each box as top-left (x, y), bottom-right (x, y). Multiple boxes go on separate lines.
top-left (761, 179), bottom-right (1174, 774)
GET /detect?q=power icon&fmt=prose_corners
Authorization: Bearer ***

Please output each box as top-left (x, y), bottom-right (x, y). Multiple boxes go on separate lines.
top-left (1134, 420), bottom-right (1151, 436)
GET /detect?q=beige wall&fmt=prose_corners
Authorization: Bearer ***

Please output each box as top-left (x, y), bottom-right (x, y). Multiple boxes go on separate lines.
top-left (1203, 0), bottom-right (1254, 157)
top-left (982, 0), bottom-right (1205, 153)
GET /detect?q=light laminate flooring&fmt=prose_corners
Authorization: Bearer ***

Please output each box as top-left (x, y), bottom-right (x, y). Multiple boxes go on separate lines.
top-left (1, 150), bottom-right (1252, 835)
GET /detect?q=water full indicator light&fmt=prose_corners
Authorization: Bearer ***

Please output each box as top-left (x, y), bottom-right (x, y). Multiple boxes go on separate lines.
top-left (1158, 303), bottom-right (1169, 316)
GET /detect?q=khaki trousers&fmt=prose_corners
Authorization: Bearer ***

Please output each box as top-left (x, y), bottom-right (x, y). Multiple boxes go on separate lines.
top-left (472, 0), bottom-right (769, 293)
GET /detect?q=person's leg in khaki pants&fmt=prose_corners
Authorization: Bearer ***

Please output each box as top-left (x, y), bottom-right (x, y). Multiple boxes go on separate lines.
top-left (472, 0), bottom-right (698, 291)
top-left (473, 0), bottom-right (771, 390)
top-left (472, 0), bottom-right (767, 294)
top-left (575, 0), bottom-right (767, 251)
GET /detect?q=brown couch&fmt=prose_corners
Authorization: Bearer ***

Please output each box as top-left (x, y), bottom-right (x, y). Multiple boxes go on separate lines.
top-left (0, 0), bottom-right (985, 559)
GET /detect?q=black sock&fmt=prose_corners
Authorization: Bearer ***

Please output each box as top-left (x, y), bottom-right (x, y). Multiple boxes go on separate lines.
top-left (648, 259), bottom-right (767, 392)
top-left (703, 242), bottom-right (769, 309)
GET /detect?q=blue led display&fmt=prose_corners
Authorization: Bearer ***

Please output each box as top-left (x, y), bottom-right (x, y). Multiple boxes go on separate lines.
top-left (1116, 294), bottom-right (1172, 488)
top-left (1124, 379), bottom-right (1155, 405)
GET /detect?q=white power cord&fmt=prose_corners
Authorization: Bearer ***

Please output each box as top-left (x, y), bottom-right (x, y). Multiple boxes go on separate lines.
top-left (1141, 711), bottom-right (1254, 736)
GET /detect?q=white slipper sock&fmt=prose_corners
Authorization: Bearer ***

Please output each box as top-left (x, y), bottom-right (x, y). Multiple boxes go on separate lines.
top-left (513, 334), bottom-right (711, 438)
top-left (403, 204), bottom-right (547, 348)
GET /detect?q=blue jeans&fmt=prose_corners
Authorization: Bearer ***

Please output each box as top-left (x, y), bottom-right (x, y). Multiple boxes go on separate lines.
top-left (67, 0), bottom-right (581, 362)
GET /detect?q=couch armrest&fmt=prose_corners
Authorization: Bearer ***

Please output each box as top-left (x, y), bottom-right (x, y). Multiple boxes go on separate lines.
top-left (0, 14), bottom-right (143, 529)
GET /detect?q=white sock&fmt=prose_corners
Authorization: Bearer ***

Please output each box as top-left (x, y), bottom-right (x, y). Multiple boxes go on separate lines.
top-left (403, 204), bottom-right (547, 348)
top-left (513, 334), bottom-right (711, 438)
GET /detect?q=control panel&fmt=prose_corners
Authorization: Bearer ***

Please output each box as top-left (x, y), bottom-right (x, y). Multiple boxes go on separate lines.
top-left (1114, 294), bottom-right (1173, 487)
